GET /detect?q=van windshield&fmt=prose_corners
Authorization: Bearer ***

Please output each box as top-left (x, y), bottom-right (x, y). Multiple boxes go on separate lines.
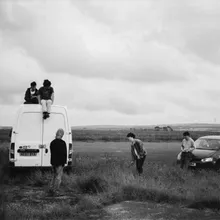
top-left (195, 138), bottom-right (220, 150)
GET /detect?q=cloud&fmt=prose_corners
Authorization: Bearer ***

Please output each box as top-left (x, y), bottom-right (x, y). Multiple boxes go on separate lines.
top-left (1, 0), bottom-right (220, 125)
top-left (0, 0), bottom-right (192, 83)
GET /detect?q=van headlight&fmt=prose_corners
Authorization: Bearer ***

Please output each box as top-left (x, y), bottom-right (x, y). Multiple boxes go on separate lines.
top-left (201, 157), bottom-right (213, 163)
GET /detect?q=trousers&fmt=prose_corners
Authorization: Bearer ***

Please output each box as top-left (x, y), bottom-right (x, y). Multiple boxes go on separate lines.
top-left (41, 99), bottom-right (52, 113)
top-left (136, 155), bottom-right (146, 174)
top-left (180, 152), bottom-right (193, 169)
top-left (51, 165), bottom-right (64, 190)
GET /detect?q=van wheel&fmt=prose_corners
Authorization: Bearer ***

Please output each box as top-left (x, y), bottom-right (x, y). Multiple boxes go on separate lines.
top-left (9, 167), bottom-right (16, 178)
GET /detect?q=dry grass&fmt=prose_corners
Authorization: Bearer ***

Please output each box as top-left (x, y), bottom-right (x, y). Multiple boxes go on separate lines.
top-left (1, 142), bottom-right (220, 219)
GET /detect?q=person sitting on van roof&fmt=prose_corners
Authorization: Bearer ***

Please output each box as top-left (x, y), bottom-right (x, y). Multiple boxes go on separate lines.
top-left (50, 128), bottom-right (67, 191)
top-left (24, 81), bottom-right (39, 104)
top-left (38, 79), bottom-right (54, 119)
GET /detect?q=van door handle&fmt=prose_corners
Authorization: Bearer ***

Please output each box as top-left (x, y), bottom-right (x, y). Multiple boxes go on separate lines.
top-left (45, 149), bottom-right (48, 153)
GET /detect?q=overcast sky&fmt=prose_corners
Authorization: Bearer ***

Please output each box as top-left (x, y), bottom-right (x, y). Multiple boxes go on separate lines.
top-left (0, 0), bottom-right (220, 126)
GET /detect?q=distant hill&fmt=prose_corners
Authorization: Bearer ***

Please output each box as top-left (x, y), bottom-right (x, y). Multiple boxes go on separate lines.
top-left (1, 123), bottom-right (220, 132)
top-left (71, 123), bottom-right (220, 131)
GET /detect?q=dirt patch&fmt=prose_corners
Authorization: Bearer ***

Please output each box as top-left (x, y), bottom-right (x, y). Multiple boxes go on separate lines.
top-left (2, 185), bottom-right (220, 220)
top-left (104, 201), bottom-right (220, 220)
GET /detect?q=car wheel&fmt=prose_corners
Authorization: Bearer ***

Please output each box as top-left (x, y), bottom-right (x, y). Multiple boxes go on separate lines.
top-left (215, 161), bottom-right (220, 171)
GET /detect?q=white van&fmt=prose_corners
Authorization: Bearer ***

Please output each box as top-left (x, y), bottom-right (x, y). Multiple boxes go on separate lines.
top-left (9, 104), bottom-right (73, 169)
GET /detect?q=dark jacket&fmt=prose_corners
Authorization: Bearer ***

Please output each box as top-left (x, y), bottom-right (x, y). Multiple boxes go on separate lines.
top-left (50, 138), bottom-right (67, 166)
top-left (24, 88), bottom-right (39, 104)
top-left (131, 139), bottom-right (146, 161)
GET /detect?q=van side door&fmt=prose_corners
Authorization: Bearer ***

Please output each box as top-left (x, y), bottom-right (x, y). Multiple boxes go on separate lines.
top-left (42, 113), bottom-right (68, 167)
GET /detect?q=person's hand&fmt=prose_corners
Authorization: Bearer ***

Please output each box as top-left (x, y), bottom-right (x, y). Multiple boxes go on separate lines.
top-left (128, 161), bottom-right (134, 167)
top-left (137, 155), bottom-right (140, 159)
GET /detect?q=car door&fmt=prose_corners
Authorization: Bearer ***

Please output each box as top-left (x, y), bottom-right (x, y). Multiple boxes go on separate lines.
top-left (15, 112), bottom-right (43, 167)
top-left (42, 113), bottom-right (68, 167)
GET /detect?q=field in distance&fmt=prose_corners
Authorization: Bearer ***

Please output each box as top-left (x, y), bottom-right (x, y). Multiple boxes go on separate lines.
top-left (73, 141), bottom-right (180, 165)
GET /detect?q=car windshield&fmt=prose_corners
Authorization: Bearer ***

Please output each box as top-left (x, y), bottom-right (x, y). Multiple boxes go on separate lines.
top-left (195, 138), bottom-right (220, 150)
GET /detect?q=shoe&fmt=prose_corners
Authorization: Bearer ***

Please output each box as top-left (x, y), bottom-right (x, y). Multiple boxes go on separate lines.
top-left (46, 112), bottom-right (50, 119)
top-left (43, 112), bottom-right (47, 119)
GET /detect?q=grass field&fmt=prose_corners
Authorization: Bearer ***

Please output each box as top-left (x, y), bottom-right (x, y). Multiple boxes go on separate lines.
top-left (73, 141), bottom-right (180, 165)
top-left (1, 141), bottom-right (220, 219)
top-left (1, 127), bottom-right (220, 143)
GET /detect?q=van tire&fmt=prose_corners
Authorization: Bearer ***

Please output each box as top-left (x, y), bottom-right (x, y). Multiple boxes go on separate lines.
top-left (9, 167), bottom-right (16, 178)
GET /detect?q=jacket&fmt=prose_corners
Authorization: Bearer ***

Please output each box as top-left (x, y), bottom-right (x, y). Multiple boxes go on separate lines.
top-left (50, 138), bottom-right (67, 166)
top-left (24, 88), bottom-right (38, 103)
top-left (131, 139), bottom-right (146, 161)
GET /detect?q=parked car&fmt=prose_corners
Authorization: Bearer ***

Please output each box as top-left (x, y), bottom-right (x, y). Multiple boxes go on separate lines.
top-left (177, 136), bottom-right (220, 169)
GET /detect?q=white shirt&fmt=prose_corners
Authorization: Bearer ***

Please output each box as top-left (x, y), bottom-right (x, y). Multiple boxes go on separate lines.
top-left (30, 90), bottom-right (35, 95)
top-left (181, 137), bottom-right (195, 152)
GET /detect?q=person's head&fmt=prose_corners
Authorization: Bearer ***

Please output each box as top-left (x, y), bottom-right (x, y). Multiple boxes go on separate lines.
top-left (30, 81), bottom-right (37, 90)
top-left (56, 128), bottom-right (64, 139)
top-left (183, 131), bottom-right (190, 140)
top-left (43, 79), bottom-right (51, 88)
top-left (127, 132), bottom-right (136, 142)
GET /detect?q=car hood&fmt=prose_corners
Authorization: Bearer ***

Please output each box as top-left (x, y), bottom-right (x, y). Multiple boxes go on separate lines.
top-left (192, 149), bottom-right (216, 159)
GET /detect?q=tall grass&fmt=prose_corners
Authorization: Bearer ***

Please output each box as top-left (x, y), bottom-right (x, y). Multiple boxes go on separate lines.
top-left (0, 142), bottom-right (9, 220)
top-left (1, 144), bottom-right (220, 219)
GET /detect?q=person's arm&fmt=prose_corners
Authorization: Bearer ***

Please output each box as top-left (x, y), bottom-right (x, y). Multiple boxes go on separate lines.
top-left (190, 139), bottom-right (195, 152)
top-left (37, 95), bottom-right (41, 104)
top-left (31, 89), bottom-right (38, 98)
top-left (134, 148), bottom-right (140, 159)
top-left (130, 146), bottom-right (136, 163)
top-left (51, 92), bottom-right (54, 104)
top-left (37, 88), bottom-right (41, 104)
top-left (134, 142), bottom-right (140, 159)
top-left (63, 141), bottom-right (67, 166)
top-left (24, 89), bottom-right (30, 102)
top-left (50, 142), bottom-right (53, 166)
top-left (181, 140), bottom-right (184, 152)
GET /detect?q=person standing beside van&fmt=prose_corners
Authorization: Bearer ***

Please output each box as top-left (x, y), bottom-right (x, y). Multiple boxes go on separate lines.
top-left (50, 128), bottom-right (67, 191)
top-left (127, 132), bottom-right (147, 175)
top-left (38, 79), bottom-right (54, 119)
top-left (180, 131), bottom-right (195, 169)
top-left (24, 81), bottom-right (39, 104)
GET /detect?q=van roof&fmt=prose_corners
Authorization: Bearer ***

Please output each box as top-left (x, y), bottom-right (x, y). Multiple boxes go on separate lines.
top-left (18, 104), bottom-right (68, 113)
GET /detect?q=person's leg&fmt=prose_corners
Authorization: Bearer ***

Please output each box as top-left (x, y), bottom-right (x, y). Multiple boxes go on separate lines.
top-left (50, 166), bottom-right (56, 190)
top-left (184, 152), bottom-right (192, 169)
top-left (180, 152), bottom-right (185, 169)
top-left (55, 165), bottom-right (63, 190)
top-left (32, 97), bottom-right (39, 104)
top-left (136, 159), bottom-right (142, 174)
top-left (46, 100), bottom-right (52, 113)
top-left (139, 156), bottom-right (146, 174)
top-left (41, 100), bottom-right (47, 112)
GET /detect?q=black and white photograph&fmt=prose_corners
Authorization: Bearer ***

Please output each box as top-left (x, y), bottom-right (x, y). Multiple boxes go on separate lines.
top-left (0, 0), bottom-right (220, 219)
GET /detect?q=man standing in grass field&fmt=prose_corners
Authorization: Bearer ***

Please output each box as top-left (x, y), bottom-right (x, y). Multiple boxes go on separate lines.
top-left (127, 132), bottom-right (147, 175)
top-left (50, 128), bottom-right (67, 192)
top-left (180, 131), bottom-right (195, 169)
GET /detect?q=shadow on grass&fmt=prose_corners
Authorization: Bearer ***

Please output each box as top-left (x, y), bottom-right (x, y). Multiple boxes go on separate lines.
top-left (188, 200), bottom-right (220, 210)
top-left (76, 175), bottom-right (108, 194)
top-left (120, 185), bottom-right (183, 204)
top-left (118, 185), bottom-right (220, 211)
